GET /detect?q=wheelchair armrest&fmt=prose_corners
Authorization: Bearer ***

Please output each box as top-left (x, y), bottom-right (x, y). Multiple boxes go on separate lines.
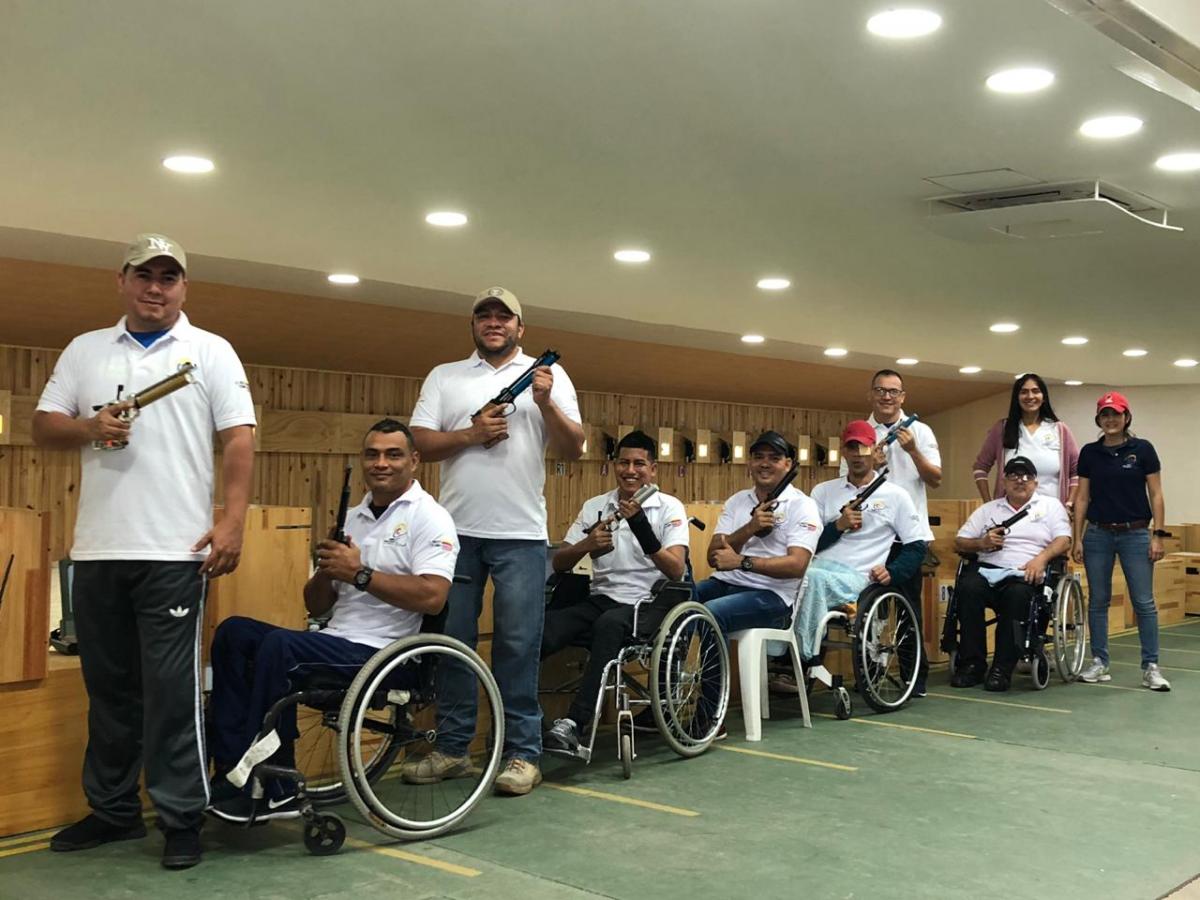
top-left (1046, 555), bottom-right (1068, 578)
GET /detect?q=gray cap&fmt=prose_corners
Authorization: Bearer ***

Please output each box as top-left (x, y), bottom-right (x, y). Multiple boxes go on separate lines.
top-left (123, 233), bottom-right (187, 272)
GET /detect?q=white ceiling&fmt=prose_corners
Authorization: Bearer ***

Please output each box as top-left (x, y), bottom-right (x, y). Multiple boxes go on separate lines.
top-left (1, 0), bottom-right (1198, 387)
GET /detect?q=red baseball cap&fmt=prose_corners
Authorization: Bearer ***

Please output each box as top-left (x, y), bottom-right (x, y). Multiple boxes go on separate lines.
top-left (841, 420), bottom-right (878, 448)
top-left (1096, 391), bottom-right (1130, 415)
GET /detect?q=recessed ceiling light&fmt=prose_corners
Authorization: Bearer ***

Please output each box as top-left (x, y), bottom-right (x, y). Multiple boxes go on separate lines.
top-left (824, 347), bottom-right (848, 357)
top-left (866, 9), bottom-right (942, 38)
top-left (162, 155), bottom-right (214, 173)
top-left (327, 273), bottom-right (360, 285)
top-left (986, 68), bottom-right (1055, 94)
top-left (896, 357), bottom-right (919, 365)
top-left (1064, 380), bottom-right (1083, 386)
top-left (959, 366), bottom-right (982, 374)
top-left (1122, 348), bottom-right (1148, 357)
top-left (989, 322), bottom-right (1020, 333)
top-left (425, 211), bottom-right (468, 227)
top-left (1155, 152), bottom-right (1200, 172)
top-left (741, 334), bottom-right (765, 344)
top-left (1079, 116), bottom-right (1143, 139)
top-left (1061, 336), bottom-right (1089, 346)
top-left (756, 277), bottom-right (791, 290)
top-left (1175, 358), bottom-right (1199, 368)
top-left (614, 249), bottom-right (651, 263)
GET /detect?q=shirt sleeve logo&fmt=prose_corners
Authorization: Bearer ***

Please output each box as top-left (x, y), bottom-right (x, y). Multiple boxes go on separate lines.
top-left (668, 518), bottom-right (683, 528)
top-left (432, 536), bottom-right (455, 552)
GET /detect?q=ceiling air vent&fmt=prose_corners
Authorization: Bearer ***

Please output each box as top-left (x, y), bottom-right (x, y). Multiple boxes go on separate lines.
top-left (926, 179), bottom-right (1182, 241)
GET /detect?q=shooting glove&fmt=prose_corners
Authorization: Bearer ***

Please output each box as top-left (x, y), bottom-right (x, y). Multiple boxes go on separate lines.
top-left (626, 509), bottom-right (662, 556)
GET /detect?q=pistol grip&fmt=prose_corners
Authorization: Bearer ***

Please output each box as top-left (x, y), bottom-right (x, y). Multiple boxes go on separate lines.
top-left (753, 526), bottom-right (774, 539)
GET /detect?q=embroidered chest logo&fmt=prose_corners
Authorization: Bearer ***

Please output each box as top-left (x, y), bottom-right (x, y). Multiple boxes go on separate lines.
top-left (1122, 453), bottom-right (1139, 470)
top-left (384, 522), bottom-right (409, 545)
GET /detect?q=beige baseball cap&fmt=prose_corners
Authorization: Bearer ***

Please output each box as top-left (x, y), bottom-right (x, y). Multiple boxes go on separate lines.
top-left (472, 286), bottom-right (522, 320)
top-left (122, 233), bottom-right (188, 273)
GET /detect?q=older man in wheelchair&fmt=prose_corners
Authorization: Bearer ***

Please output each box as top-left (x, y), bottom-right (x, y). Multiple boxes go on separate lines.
top-left (947, 456), bottom-right (1075, 693)
top-left (205, 420), bottom-right (474, 837)
top-left (540, 430), bottom-right (694, 756)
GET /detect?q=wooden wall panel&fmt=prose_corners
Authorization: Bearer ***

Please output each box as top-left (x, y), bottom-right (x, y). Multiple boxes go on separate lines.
top-left (1, 343), bottom-right (856, 561)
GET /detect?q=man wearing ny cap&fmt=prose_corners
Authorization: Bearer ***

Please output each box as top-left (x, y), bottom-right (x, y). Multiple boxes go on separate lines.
top-left (951, 456), bottom-right (1071, 692)
top-left (408, 287), bottom-right (583, 795)
top-left (697, 431), bottom-right (822, 636)
top-left (33, 234), bottom-right (257, 868)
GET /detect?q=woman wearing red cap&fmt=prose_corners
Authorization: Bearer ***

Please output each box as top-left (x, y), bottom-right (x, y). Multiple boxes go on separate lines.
top-left (1072, 391), bottom-right (1170, 691)
top-left (972, 374), bottom-right (1080, 508)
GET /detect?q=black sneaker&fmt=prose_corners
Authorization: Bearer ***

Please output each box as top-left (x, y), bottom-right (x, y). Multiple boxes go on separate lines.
top-left (161, 827), bottom-right (202, 870)
top-left (257, 793), bottom-right (302, 821)
top-left (950, 665), bottom-right (986, 689)
top-left (912, 676), bottom-right (928, 698)
top-left (543, 717), bottom-right (582, 754)
top-left (208, 793), bottom-right (256, 824)
top-left (984, 666), bottom-right (1012, 693)
top-left (50, 814), bottom-right (146, 852)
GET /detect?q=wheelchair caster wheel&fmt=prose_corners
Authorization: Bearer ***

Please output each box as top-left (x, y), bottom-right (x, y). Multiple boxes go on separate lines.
top-left (620, 732), bottom-right (633, 780)
top-left (1031, 652), bottom-right (1050, 692)
top-left (303, 813), bottom-right (346, 855)
top-left (835, 688), bottom-right (852, 720)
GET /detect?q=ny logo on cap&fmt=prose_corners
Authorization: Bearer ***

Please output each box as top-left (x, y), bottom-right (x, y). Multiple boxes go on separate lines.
top-left (148, 236), bottom-right (173, 253)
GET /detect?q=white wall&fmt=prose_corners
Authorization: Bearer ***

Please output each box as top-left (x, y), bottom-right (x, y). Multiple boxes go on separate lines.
top-left (925, 383), bottom-right (1200, 523)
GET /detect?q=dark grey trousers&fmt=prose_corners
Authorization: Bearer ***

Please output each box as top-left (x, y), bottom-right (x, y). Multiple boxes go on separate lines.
top-left (72, 560), bottom-right (208, 831)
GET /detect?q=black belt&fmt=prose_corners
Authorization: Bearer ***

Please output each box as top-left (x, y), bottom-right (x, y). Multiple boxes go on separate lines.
top-left (1093, 520), bottom-right (1149, 532)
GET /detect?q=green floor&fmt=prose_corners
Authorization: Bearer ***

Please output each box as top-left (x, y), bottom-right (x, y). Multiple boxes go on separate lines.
top-left (5, 619), bottom-right (1200, 900)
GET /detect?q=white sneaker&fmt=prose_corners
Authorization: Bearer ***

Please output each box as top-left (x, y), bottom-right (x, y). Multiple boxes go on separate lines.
top-left (1079, 658), bottom-right (1111, 683)
top-left (1142, 663), bottom-right (1171, 692)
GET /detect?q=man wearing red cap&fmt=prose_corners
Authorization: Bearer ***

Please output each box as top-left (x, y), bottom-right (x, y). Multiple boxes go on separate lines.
top-left (1072, 391), bottom-right (1170, 691)
top-left (798, 421), bottom-right (926, 666)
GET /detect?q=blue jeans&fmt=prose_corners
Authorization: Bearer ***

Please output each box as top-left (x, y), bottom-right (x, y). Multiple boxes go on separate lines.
top-left (1083, 527), bottom-right (1158, 667)
top-left (695, 577), bottom-right (791, 635)
top-left (437, 536), bottom-right (546, 760)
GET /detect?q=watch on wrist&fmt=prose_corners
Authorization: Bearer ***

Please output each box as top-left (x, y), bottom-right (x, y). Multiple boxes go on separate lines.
top-left (739, 555), bottom-right (756, 572)
top-left (353, 566), bottom-right (374, 590)
top-left (1152, 529), bottom-right (1169, 538)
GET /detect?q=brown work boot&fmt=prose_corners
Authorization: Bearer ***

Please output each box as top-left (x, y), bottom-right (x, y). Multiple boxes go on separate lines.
top-left (399, 750), bottom-right (473, 785)
top-left (494, 758), bottom-right (542, 796)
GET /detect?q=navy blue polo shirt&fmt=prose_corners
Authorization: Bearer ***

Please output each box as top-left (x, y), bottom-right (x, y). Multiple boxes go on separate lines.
top-left (1077, 437), bottom-right (1160, 525)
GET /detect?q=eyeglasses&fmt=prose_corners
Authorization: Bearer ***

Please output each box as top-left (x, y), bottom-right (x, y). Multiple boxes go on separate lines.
top-left (872, 387), bottom-right (903, 399)
top-left (1004, 472), bottom-right (1033, 483)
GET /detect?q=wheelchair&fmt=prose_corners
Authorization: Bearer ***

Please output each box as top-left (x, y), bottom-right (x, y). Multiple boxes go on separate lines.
top-left (940, 554), bottom-right (1087, 689)
top-left (221, 581), bottom-right (504, 855)
top-left (540, 573), bottom-right (730, 779)
top-left (805, 581), bottom-right (924, 720)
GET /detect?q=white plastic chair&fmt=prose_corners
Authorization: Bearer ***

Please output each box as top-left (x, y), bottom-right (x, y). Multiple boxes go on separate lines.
top-left (727, 579), bottom-right (811, 741)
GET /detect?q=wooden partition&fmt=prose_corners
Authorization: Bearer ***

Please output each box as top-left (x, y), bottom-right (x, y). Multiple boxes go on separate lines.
top-left (0, 507), bottom-right (51, 684)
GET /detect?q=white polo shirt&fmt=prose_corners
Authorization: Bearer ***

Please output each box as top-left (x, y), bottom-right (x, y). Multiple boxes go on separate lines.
top-left (322, 480), bottom-right (459, 650)
top-left (957, 495), bottom-right (1071, 570)
top-left (840, 410), bottom-right (940, 541)
top-left (711, 485), bottom-right (822, 606)
top-left (410, 348), bottom-right (581, 540)
top-left (810, 474), bottom-right (925, 576)
top-left (36, 313), bottom-right (257, 561)
top-left (1006, 421), bottom-right (1061, 501)
top-left (564, 488), bottom-right (690, 605)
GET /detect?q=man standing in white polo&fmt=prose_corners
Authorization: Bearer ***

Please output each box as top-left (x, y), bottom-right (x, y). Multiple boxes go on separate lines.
top-left (33, 234), bottom-right (256, 869)
top-left (408, 287), bottom-right (583, 795)
top-left (841, 368), bottom-right (941, 695)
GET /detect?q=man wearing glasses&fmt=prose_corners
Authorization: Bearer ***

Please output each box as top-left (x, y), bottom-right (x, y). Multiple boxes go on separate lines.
top-left (950, 456), bottom-right (1072, 692)
top-left (842, 369), bottom-right (941, 694)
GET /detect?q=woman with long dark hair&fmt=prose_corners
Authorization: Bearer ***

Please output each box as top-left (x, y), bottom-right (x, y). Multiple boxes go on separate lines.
top-left (1072, 391), bottom-right (1170, 691)
top-left (972, 374), bottom-right (1080, 507)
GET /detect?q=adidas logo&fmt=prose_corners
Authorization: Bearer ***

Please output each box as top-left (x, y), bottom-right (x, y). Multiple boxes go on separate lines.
top-left (169, 606), bottom-right (189, 618)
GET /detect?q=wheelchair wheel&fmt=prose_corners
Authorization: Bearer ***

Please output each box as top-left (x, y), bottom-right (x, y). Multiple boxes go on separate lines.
top-left (619, 721), bottom-right (634, 781)
top-left (650, 601), bottom-right (729, 758)
top-left (1054, 577), bottom-right (1087, 683)
top-left (853, 587), bottom-right (922, 713)
top-left (297, 703), bottom-right (402, 807)
top-left (1031, 650), bottom-right (1050, 691)
top-left (835, 687), bottom-right (852, 720)
top-left (303, 813), bottom-right (346, 856)
top-left (337, 635), bottom-right (504, 841)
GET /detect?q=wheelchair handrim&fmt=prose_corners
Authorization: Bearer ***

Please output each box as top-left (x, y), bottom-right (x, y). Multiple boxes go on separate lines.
top-left (1054, 577), bottom-right (1087, 682)
top-left (854, 589), bottom-right (921, 712)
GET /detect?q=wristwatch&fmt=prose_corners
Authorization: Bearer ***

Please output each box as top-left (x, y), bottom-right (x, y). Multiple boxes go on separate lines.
top-left (739, 556), bottom-right (756, 572)
top-left (1152, 529), bottom-right (1169, 538)
top-left (353, 566), bottom-right (375, 590)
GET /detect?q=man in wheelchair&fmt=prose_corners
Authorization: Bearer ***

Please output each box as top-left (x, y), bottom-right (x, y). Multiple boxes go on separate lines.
top-left (540, 430), bottom-right (690, 756)
top-left (798, 420), bottom-right (927, 670)
top-left (207, 420), bottom-right (459, 821)
top-left (951, 456), bottom-right (1072, 692)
